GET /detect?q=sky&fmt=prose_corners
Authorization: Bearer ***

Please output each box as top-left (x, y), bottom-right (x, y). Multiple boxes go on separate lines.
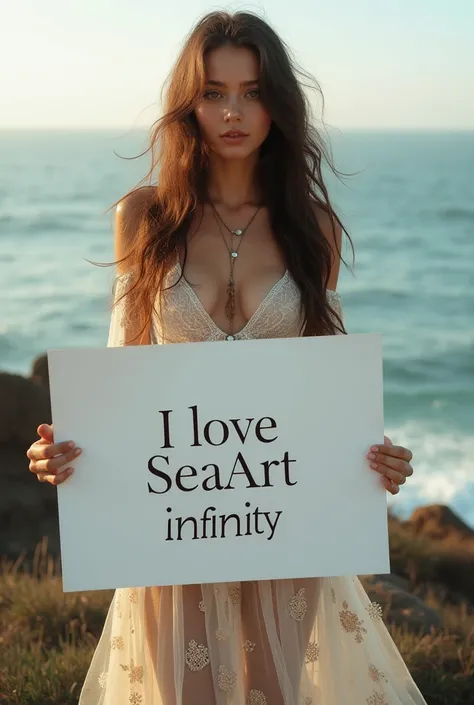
top-left (1, 0), bottom-right (472, 130)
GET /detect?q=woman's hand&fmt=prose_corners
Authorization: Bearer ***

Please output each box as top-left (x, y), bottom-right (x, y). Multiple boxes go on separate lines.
top-left (366, 435), bottom-right (413, 495)
top-left (26, 424), bottom-right (82, 486)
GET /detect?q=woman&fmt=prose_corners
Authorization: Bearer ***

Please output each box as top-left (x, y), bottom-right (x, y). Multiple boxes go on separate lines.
top-left (26, 11), bottom-right (424, 705)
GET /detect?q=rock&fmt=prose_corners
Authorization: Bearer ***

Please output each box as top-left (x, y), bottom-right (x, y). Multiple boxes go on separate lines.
top-left (0, 370), bottom-right (51, 445)
top-left (361, 573), bottom-right (443, 634)
top-left (31, 352), bottom-right (50, 388)
top-left (0, 357), bottom-right (58, 561)
top-left (406, 505), bottom-right (474, 543)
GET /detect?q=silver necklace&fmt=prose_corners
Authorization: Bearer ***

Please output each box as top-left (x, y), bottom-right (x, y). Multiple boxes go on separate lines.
top-left (210, 202), bottom-right (261, 340)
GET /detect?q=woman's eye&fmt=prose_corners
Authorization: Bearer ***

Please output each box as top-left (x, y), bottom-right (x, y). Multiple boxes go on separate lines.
top-left (204, 91), bottom-right (221, 100)
top-left (246, 89), bottom-right (259, 98)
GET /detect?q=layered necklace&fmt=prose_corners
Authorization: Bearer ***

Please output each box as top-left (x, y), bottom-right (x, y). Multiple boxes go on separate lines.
top-left (210, 202), bottom-right (261, 341)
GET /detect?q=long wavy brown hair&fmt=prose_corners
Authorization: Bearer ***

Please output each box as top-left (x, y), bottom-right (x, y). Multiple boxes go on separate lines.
top-left (105, 10), bottom-right (354, 339)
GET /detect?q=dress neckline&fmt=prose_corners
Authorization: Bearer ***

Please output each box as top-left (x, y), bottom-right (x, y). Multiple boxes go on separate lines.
top-left (115, 263), bottom-right (341, 338)
top-left (173, 260), bottom-right (290, 338)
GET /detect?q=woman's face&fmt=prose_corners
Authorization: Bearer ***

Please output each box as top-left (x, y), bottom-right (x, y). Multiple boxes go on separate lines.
top-left (194, 45), bottom-right (272, 160)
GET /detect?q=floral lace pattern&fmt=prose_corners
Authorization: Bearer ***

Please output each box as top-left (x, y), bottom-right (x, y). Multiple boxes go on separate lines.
top-left (367, 692), bottom-right (388, 705)
top-left (218, 665), bottom-right (237, 692)
top-left (339, 600), bottom-right (368, 643)
top-left (369, 664), bottom-right (388, 683)
top-left (305, 641), bottom-right (320, 663)
top-left (228, 584), bottom-right (242, 605)
top-left (288, 588), bottom-right (308, 621)
top-left (98, 672), bottom-right (108, 689)
top-left (129, 693), bottom-right (142, 705)
top-left (246, 689), bottom-right (267, 705)
top-left (120, 659), bottom-right (144, 685)
top-left (185, 640), bottom-right (210, 672)
top-left (366, 602), bottom-right (384, 621)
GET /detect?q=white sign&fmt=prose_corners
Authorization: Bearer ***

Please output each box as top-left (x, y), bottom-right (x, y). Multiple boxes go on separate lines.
top-left (48, 334), bottom-right (389, 592)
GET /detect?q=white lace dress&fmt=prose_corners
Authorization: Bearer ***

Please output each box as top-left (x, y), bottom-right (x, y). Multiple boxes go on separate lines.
top-left (78, 262), bottom-right (427, 705)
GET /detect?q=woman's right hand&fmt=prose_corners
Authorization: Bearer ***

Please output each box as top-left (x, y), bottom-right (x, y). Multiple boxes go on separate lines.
top-left (26, 424), bottom-right (82, 485)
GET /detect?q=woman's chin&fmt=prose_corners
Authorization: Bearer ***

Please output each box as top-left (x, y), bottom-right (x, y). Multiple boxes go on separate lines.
top-left (212, 143), bottom-right (257, 160)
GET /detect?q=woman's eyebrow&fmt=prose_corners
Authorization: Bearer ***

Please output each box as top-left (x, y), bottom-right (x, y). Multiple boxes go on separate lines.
top-left (205, 79), bottom-right (259, 87)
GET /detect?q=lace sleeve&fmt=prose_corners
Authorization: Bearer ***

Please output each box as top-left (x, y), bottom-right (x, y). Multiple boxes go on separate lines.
top-left (107, 273), bottom-right (133, 348)
top-left (327, 289), bottom-right (344, 335)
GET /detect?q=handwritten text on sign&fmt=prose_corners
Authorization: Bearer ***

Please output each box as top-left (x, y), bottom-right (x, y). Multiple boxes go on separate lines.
top-left (48, 334), bottom-right (389, 592)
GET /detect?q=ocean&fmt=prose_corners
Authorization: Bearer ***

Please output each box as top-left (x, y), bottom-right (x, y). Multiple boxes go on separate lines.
top-left (1, 129), bottom-right (473, 524)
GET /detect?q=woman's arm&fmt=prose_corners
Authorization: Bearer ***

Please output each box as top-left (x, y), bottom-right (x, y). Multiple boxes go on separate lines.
top-left (110, 187), bottom-right (156, 347)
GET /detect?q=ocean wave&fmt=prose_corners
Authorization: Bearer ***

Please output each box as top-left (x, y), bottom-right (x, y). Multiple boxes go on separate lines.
top-left (1, 211), bottom-right (93, 235)
top-left (23, 215), bottom-right (83, 233)
top-left (343, 288), bottom-right (412, 306)
top-left (385, 421), bottom-right (474, 527)
top-left (436, 206), bottom-right (474, 223)
top-left (384, 341), bottom-right (474, 391)
top-left (0, 332), bottom-right (15, 355)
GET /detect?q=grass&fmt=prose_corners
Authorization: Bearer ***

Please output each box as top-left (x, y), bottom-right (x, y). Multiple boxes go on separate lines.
top-left (1, 533), bottom-right (473, 704)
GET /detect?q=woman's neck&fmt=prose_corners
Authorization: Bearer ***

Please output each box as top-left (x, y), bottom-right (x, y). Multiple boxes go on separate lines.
top-left (206, 153), bottom-right (262, 211)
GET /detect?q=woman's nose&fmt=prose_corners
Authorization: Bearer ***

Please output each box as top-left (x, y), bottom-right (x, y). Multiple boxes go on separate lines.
top-left (223, 97), bottom-right (243, 119)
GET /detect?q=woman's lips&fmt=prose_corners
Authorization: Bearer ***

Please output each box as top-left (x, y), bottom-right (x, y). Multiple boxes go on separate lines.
top-left (220, 132), bottom-right (249, 143)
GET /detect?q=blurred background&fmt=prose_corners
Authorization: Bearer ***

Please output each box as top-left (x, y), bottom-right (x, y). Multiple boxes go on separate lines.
top-left (0, 0), bottom-right (473, 553)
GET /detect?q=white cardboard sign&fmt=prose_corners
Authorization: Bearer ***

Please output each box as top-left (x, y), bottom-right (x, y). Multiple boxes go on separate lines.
top-left (48, 334), bottom-right (389, 592)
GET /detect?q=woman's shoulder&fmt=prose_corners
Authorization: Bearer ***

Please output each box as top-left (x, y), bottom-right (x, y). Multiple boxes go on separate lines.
top-left (116, 185), bottom-right (156, 214)
top-left (115, 186), bottom-right (156, 235)
top-left (114, 186), bottom-right (156, 275)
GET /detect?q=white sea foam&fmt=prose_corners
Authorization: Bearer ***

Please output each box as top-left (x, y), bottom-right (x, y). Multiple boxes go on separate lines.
top-left (385, 421), bottom-right (474, 526)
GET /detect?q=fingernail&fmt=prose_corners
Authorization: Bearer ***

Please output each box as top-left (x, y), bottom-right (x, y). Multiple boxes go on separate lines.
top-left (371, 446), bottom-right (379, 452)
top-left (74, 448), bottom-right (82, 456)
top-left (68, 442), bottom-right (75, 448)
top-left (367, 453), bottom-right (376, 460)
top-left (370, 463), bottom-right (378, 469)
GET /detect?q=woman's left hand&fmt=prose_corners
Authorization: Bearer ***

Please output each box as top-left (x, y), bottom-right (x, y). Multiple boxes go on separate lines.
top-left (366, 435), bottom-right (414, 495)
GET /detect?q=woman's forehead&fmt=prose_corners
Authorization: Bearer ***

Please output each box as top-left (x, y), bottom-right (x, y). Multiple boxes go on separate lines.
top-left (204, 45), bottom-right (259, 83)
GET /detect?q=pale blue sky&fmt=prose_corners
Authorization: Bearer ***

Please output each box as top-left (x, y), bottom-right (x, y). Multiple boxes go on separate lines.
top-left (1, 0), bottom-right (472, 130)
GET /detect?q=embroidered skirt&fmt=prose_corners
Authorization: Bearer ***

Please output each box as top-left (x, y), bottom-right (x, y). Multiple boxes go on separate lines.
top-left (78, 576), bottom-right (427, 704)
